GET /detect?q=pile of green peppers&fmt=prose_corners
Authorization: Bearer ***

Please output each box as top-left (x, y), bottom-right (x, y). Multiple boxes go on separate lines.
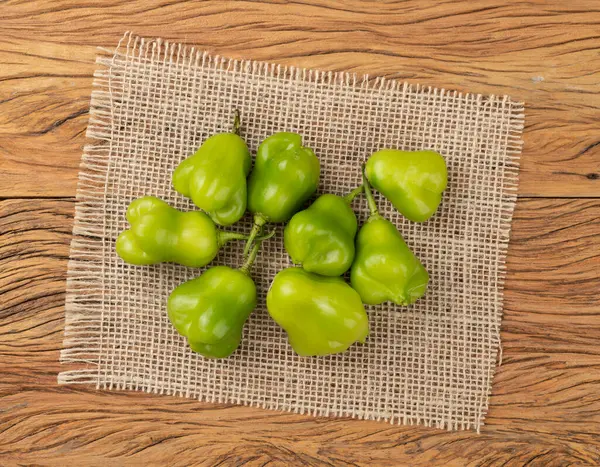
top-left (116, 110), bottom-right (448, 359)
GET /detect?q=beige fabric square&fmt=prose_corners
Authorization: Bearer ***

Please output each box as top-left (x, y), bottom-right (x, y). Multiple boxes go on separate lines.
top-left (59, 32), bottom-right (524, 431)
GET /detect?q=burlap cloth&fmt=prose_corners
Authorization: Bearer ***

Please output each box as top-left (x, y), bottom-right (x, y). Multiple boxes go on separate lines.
top-left (59, 32), bottom-right (524, 431)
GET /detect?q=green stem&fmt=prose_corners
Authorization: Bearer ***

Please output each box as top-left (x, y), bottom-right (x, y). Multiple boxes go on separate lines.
top-left (362, 165), bottom-right (379, 218)
top-left (239, 229), bottom-right (274, 275)
top-left (243, 214), bottom-right (267, 257)
top-left (218, 231), bottom-right (250, 245)
top-left (343, 185), bottom-right (364, 204)
top-left (232, 109), bottom-right (241, 135)
top-left (218, 229), bottom-right (273, 248)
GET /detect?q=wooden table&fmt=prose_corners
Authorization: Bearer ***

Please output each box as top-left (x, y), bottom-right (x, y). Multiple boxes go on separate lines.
top-left (2, 1), bottom-right (599, 465)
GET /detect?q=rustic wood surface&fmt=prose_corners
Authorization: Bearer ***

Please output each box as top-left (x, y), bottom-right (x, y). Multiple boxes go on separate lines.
top-left (1, 0), bottom-right (599, 465)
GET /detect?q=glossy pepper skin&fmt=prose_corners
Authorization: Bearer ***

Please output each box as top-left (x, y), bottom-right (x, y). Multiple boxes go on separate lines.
top-left (115, 196), bottom-right (249, 267)
top-left (172, 112), bottom-right (251, 226)
top-left (168, 266), bottom-right (257, 358)
top-left (283, 190), bottom-right (360, 276)
top-left (351, 170), bottom-right (429, 306)
top-left (244, 133), bottom-right (320, 255)
top-left (248, 132), bottom-right (320, 223)
top-left (267, 268), bottom-right (369, 357)
top-left (365, 149), bottom-right (447, 223)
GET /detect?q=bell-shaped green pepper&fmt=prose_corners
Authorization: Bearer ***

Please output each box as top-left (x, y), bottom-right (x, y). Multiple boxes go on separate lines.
top-left (172, 111), bottom-right (251, 226)
top-left (283, 188), bottom-right (361, 276)
top-left (115, 196), bottom-right (251, 268)
top-left (245, 132), bottom-right (320, 254)
top-left (351, 169), bottom-right (429, 306)
top-left (167, 235), bottom-right (269, 358)
top-left (168, 266), bottom-right (256, 358)
top-left (267, 267), bottom-right (369, 357)
top-left (365, 149), bottom-right (447, 223)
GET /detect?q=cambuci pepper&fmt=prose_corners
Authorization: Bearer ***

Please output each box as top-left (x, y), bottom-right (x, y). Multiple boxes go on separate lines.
top-left (267, 267), bottom-right (369, 357)
top-left (244, 132), bottom-right (320, 254)
top-left (172, 111), bottom-right (251, 226)
top-left (115, 196), bottom-right (257, 268)
top-left (168, 234), bottom-right (272, 358)
top-left (283, 188), bottom-right (361, 276)
top-left (350, 169), bottom-right (429, 306)
top-left (365, 149), bottom-right (447, 223)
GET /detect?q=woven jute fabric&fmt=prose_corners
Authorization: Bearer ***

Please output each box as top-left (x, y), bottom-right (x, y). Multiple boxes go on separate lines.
top-left (59, 32), bottom-right (524, 431)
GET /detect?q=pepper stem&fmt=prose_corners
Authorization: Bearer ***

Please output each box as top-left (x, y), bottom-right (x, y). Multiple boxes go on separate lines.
top-left (243, 214), bottom-right (267, 257)
top-left (362, 165), bottom-right (379, 218)
top-left (217, 229), bottom-right (273, 248)
top-left (232, 109), bottom-right (241, 135)
top-left (239, 229), bottom-right (275, 275)
top-left (343, 185), bottom-right (364, 204)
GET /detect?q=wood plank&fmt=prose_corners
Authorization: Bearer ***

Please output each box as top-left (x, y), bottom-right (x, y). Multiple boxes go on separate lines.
top-left (1, 198), bottom-right (599, 465)
top-left (1, 1), bottom-right (600, 198)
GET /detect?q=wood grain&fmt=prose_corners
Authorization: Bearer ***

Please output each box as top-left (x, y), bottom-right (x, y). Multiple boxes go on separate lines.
top-left (2, 1), bottom-right (600, 464)
top-left (1, 0), bottom-right (600, 198)
top-left (1, 198), bottom-right (599, 465)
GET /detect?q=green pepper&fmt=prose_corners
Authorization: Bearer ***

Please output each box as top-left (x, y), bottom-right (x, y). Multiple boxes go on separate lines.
top-left (283, 187), bottom-right (361, 276)
top-left (365, 149), bottom-right (447, 223)
top-left (350, 169), bottom-right (429, 306)
top-left (172, 111), bottom-right (251, 226)
top-left (245, 132), bottom-right (320, 254)
top-left (115, 196), bottom-right (252, 267)
top-left (267, 267), bottom-right (369, 356)
top-left (168, 235), bottom-right (270, 358)
top-left (168, 267), bottom-right (255, 358)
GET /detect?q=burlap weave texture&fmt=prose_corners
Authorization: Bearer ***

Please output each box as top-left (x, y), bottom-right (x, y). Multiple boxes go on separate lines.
top-left (59, 32), bottom-right (524, 431)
